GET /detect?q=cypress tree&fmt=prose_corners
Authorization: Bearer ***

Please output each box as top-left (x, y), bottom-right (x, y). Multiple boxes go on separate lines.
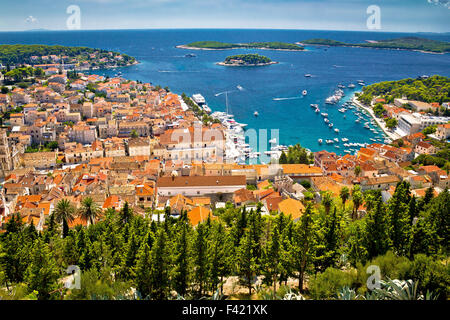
top-left (237, 228), bottom-right (257, 296)
top-left (290, 203), bottom-right (315, 292)
top-left (262, 225), bottom-right (281, 295)
top-left (134, 242), bottom-right (152, 298)
top-left (149, 229), bottom-right (171, 300)
top-left (24, 238), bottom-right (60, 300)
top-left (208, 222), bottom-right (233, 295)
top-left (173, 224), bottom-right (192, 297)
top-left (193, 223), bottom-right (209, 297)
top-left (364, 199), bottom-right (391, 259)
top-left (387, 182), bottom-right (411, 256)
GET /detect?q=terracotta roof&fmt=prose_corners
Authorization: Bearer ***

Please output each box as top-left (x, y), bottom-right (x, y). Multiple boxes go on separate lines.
top-left (278, 198), bottom-right (305, 220)
top-left (281, 164), bottom-right (322, 175)
top-left (158, 175), bottom-right (246, 187)
top-left (187, 206), bottom-right (217, 226)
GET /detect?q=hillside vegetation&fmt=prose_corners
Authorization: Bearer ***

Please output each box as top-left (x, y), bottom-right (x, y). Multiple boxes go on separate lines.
top-left (300, 37), bottom-right (450, 53)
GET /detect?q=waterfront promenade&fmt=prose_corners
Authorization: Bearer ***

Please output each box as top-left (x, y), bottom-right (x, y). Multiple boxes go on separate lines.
top-left (351, 95), bottom-right (402, 141)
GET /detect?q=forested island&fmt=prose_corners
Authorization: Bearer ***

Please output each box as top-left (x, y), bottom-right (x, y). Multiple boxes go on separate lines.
top-left (0, 44), bottom-right (138, 69)
top-left (298, 37), bottom-right (450, 54)
top-left (177, 41), bottom-right (304, 51)
top-left (357, 75), bottom-right (450, 105)
top-left (217, 54), bottom-right (277, 66)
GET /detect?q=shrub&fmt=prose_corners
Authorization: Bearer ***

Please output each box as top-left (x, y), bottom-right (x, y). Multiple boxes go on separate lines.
top-left (309, 267), bottom-right (358, 299)
top-left (405, 254), bottom-right (450, 300)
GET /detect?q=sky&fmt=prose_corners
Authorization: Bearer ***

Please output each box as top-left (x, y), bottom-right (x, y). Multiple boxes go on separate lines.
top-left (0, 0), bottom-right (448, 33)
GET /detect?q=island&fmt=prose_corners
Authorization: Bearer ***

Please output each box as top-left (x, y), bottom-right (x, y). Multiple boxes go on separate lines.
top-left (177, 41), bottom-right (304, 51)
top-left (297, 37), bottom-right (450, 54)
top-left (0, 44), bottom-right (138, 70)
top-left (216, 54), bottom-right (278, 67)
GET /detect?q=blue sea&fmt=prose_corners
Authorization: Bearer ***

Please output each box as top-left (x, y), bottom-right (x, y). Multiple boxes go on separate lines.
top-left (1, 29), bottom-right (449, 155)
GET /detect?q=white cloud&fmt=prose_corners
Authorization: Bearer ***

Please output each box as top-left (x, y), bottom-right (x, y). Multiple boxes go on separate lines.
top-left (25, 16), bottom-right (38, 23)
top-left (427, 0), bottom-right (450, 9)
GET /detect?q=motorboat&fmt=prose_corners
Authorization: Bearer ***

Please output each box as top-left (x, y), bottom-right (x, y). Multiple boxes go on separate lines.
top-left (334, 128), bottom-right (339, 133)
top-left (318, 139), bottom-right (323, 144)
top-left (302, 90), bottom-right (308, 96)
top-left (254, 111), bottom-right (259, 117)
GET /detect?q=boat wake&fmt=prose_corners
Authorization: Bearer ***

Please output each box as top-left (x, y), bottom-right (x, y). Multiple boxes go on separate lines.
top-left (157, 70), bottom-right (201, 73)
top-left (273, 97), bottom-right (301, 101)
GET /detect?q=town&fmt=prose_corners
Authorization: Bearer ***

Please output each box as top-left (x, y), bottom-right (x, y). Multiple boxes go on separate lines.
top-left (0, 53), bottom-right (448, 301)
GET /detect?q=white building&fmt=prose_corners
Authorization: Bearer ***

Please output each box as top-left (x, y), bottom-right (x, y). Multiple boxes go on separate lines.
top-left (157, 175), bottom-right (246, 197)
top-left (397, 113), bottom-right (450, 135)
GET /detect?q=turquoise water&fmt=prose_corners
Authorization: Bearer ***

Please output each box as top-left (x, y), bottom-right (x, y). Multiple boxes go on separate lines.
top-left (1, 29), bottom-right (449, 154)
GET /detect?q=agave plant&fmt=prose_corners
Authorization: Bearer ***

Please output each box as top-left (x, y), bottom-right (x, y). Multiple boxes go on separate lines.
top-left (282, 288), bottom-right (305, 300)
top-left (198, 289), bottom-right (225, 300)
top-left (337, 286), bottom-right (362, 300)
top-left (369, 279), bottom-right (438, 300)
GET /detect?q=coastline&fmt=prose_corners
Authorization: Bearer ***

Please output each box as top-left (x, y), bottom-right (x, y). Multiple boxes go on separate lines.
top-left (216, 61), bottom-right (278, 67)
top-left (176, 44), bottom-right (305, 52)
top-left (351, 94), bottom-right (402, 141)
